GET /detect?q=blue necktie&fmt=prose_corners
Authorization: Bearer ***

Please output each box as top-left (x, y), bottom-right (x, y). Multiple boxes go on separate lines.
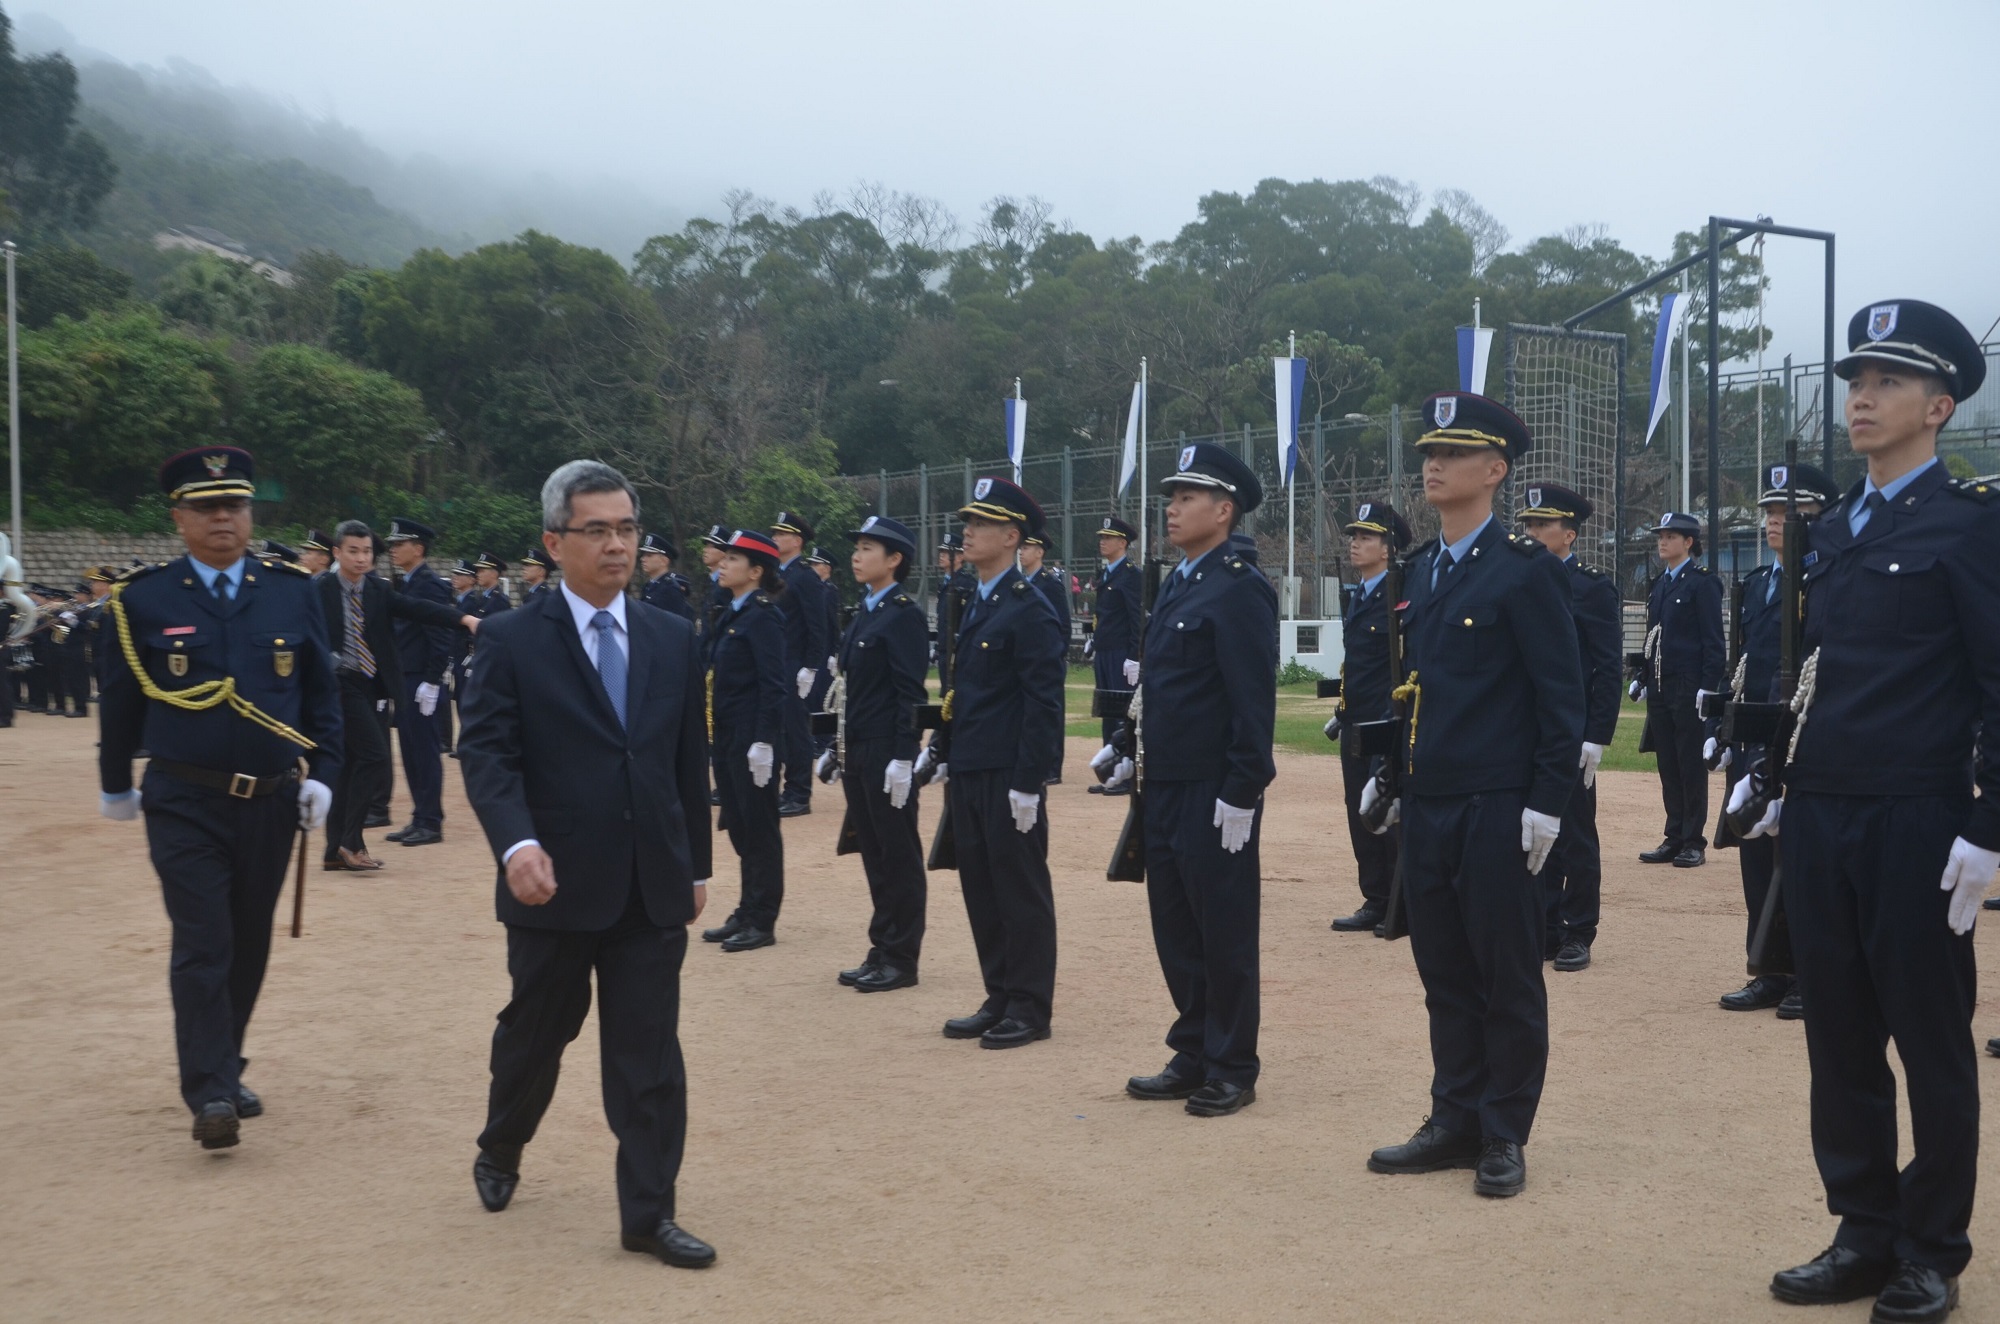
top-left (1766, 565), bottom-right (1781, 606)
top-left (1850, 489), bottom-right (1887, 537)
top-left (1430, 550), bottom-right (1455, 592)
top-left (211, 573), bottom-right (234, 602)
top-left (592, 610), bottom-right (627, 727)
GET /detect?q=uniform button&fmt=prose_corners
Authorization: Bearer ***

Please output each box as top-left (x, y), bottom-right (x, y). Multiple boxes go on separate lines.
top-left (1889, 563), bottom-right (1900, 572)
top-left (1464, 617), bottom-right (1473, 625)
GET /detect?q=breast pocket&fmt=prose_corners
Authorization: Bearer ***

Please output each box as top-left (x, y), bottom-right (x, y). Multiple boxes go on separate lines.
top-left (1441, 604), bottom-right (1499, 673)
top-left (1159, 613), bottom-right (1214, 665)
top-left (145, 627), bottom-right (217, 684)
top-left (1858, 551), bottom-right (1941, 631)
top-left (246, 630), bottom-right (305, 692)
top-left (966, 630), bottom-right (1013, 682)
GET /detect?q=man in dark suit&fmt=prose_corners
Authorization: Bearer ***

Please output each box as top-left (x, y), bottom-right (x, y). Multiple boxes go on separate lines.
top-left (771, 512), bottom-right (828, 816)
top-left (460, 458), bottom-right (717, 1270)
top-left (383, 519), bottom-right (455, 847)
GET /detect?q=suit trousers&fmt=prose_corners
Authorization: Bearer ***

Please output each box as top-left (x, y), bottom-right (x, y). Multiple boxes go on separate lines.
top-left (1782, 791), bottom-right (1978, 1277)
top-left (368, 699), bottom-right (395, 819)
top-left (714, 727), bottom-right (784, 930)
top-left (1648, 679), bottom-right (1708, 849)
top-left (479, 890), bottom-right (689, 1238)
top-left (1340, 747), bottom-right (1397, 909)
top-left (1403, 789), bottom-right (1549, 1144)
top-left (1724, 750), bottom-right (1793, 973)
top-left (950, 769), bottom-right (1056, 1028)
top-left (396, 671), bottom-right (444, 830)
top-left (329, 672), bottom-right (392, 855)
top-left (781, 689), bottom-right (813, 800)
top-left (1143, 779), bottom-right (1261, 1087)
top-left (1543, 769), bottom-right (1601, 949)
top-left (841, 736), bottom-right (926, 971)
top-left (141, 766), bottom-right (297, 1111)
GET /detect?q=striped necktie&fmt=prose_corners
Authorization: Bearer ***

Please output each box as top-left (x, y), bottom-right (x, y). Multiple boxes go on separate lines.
top-left (345, 585), bottom-right (376, 677)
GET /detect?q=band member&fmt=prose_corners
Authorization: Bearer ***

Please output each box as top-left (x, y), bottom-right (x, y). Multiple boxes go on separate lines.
top-left (832, 516), bottom-right (930, 993)
top-left (920, 478), bottom-right (1066, 1049)
top-left (1742, 302), bottom-right (1997, 1323)
top-left (639, 533), bottom-right (695, 623)
top-left (54, 581), bottom-right (97, 716)
top-left (700, 531), bottom-right (791, 953)
top-left (96, 446), bottom-right (342, 1149)
top-left (1635, 511), bottom-right (1724, 868)
top-left (298, 530), bottom-right (333, 577)
top-left (1123, 443), bottom-right (1277, 1117)
top-left (1020, 529), bottom-right (1070, 784)
top-left (1329, 501), bottom-right (1410, 933)
top-left (519, 547), bottom-right (555, 603)
top-left (383, 519), bottom-right (454, 847)
top-left (771, 512), bottom-right (828, 818)
top-left (1518, 484), bottom-right (1621, 972)
top-left (1364, 393), bottom-right (1582, 1199)
top-left (1090, 516), bottom-right (1142, 758)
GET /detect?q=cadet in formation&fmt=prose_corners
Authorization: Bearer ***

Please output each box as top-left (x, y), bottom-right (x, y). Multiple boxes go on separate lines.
top-left (1328, 500), bottom-right (1411, 934)
top-left (639, 532), bottom-right (695, 624)
top-left (1635, 511), bottom-right (1724, 869)
top-left (1018, 528), bottom-right (1070, 784)
top-left (1087, 516), bottom-right (1141, 788)
top-left (519, 546), bottom-right (556, 605)
top-left (771, 512), bottom-right (828, 818)
top-left (384, 518), bottom-right (454, 847)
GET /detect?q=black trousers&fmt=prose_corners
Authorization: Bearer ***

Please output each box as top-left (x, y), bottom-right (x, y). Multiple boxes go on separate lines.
top-left (55, 648), bottom-right (92, 713)
top-left (1723, 749), bottom-right (1793, 974)
top-left (1093, 652), bottom-right (1131, 747)
top-left (329, 672), bottom-right (392, 856)
top-left (841, 736), bottom-right (926, 971)
top-left (807, 669), bottom-right (834, 755)
top-left (1143, 779), bottom-right (1261, 1087)
top-left (1402, 789), bottom-right (1548, 1144)
top-left (714, 727), bottom-right (784, 929)
top-left (1542, 769), bottom-right (1601, 949)
top-left (368, 698), bottom-right (395, 819)
top-left (781, 683), bottom-right (812, 801)
top-left (141, 765), bottom-right (297, 1112)
top-left (479, 891), bottom-right (689, 1238)
top-left (395, 672), bottom-right (444, 830)
top-left (1782, 791), bottom-right (1978, 1277)
top-left (1648, 678), bottom-right (1708, 849)
top-left (435, 667), bottom-right (457, 753)
top-left (1339, 747), bottom-right (1397, 909)
top-left (950, 768), bottom-right (1057, 1028)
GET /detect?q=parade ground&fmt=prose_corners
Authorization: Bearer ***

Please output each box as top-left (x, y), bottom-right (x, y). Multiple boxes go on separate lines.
top-left (5, 717), bottom-right (1997, 1323)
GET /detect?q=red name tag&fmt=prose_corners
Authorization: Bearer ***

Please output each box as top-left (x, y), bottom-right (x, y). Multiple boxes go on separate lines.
top-left (164, 626), bottom-right (197, 636)
top-left (1394, 601), bottom-right (1411, 612)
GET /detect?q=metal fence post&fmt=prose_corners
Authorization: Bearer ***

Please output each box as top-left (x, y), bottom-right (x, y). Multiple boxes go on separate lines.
top-left (878, 468), bottom-right (888, 516)
top-left (1061, 445), bottom-right (1074, 566)
top-left (917, 462), bottom-right (930, 606)
top-left (1311, 419), bottom-right (1325, 616)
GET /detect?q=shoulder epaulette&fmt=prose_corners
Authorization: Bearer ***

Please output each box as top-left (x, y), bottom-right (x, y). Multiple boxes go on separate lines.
top-left (891, 592), bottom-right (914, 607)
top-left (1505, 533), bottom-right (1542, 555)
top-left (750, 592), bottom-right (774, 608)
top-left (116, 560), bottom-right (171, 584)
top-left (260, 558), bottom-right (312, 577)
top-left (1224, 556), bottom-right (1249, 574)
top-left (1945, 478), bottom-right (1997, 503)
top-left (1578, 563), bottom-right (1606, 579)
top-left (1011, 578), bottom-right (1030, 594)
top-left (1692, 563), bottom-right (1715, 575)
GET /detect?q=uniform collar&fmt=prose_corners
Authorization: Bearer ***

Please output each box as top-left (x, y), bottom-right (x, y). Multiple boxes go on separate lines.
top-left (188, 556), bottom-right (247, 593)
top-left (1359, 568), bottom-right (1387, 596)
top-left (976, 567), bottom-right (1011, 600)
top-left (1103, 555), bottom-right (1126, 575)
top-left (864, 582), bottom-right (896, 611)
top-left (1440, 515), bottom-right (1492, 565)
top-left (1863, 455), bottom-right (1939, 508)
top-left (561, 581), bottom-right (627, 633)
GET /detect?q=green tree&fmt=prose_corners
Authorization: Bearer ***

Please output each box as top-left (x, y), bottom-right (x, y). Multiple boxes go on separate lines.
top-left (12, 238), bottom-right (132, 327)
top-left (0, 8), bottom-right (117, 235)
top-left (155, 253), bottom-right (277, 341)
top-left (723, 435), bottom-right (863, 558)
top-left (237, 343), bottom-right (432, 525)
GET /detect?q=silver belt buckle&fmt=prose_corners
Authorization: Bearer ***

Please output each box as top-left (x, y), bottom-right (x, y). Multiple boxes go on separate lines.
top-left (228, 772), bottom-right (258, 799)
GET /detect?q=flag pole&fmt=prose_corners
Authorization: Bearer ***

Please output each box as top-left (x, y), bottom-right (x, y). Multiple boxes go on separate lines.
top-left (1679, 271), bottom-right (1692, 515)
top-left (1138, 357), bottom-right (1149, 559)
top-left (1286, 332), bottom-right (1296, 621)
top-left (1012, 377), bottom-right (1023, 484)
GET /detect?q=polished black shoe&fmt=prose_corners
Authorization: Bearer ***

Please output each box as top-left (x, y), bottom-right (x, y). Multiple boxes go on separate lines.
top-left (1473, 1138), bottom-right (1525, 1197)
top-left (1985, 895), bottom-right (2000, 912)
top-left (473, 1150), bottom-right (520, 1212)
top-left (1770, 1245), bottom-right (1894, 1305)
top-left (192, 1099), bottom-right (240, 1150)
top-left (1099, 782), bottom-right (1132, 797)
top-left (837, 960), bottom-right (880, 987)
top-left (235, 1085), bottom-right (263, 1118)
top-left (1126, 1068), bottom-right (1203, 1101)
top-left (778, 798), bottom-right (811, 818)
top-left (1639, 840), bottom-right (1680, 864)
top-left (400, 827), bottom-right (443, 847)
top-left (853, 965), bottom-right (917, 993)
top-left (384, 822), bottom-right (417, 843)
top-left (1553, 941), bottom-right (1592, 972)
top-left (1870, 1261), bottom-right (1958, 1323)
top-left (1777, 989), bottom-right (1805, 1021)
top-left (943, 1008), bottom-right (1004, 1040)
top-left (719, 925), bottom-right (774, 952)
top-left (621, 1220), bottom-right (717, 1269)
top-left (1673, 846), bottom-right (1705, 868)
top-left (1086, 783), bottom-right (1107, 794)
top-left (979, 1017), bottom-right (1050, 1049)
top-left (701, 915), bottom-right (743, 943)
top-left (1367, 1119), bottom-right (1481, 1175)
top-left (1332, 907), bottom-right (1385, 933)
top-left (1988, 1037), bottom-right (2000, 1058)
top-left (363, 811), bottom-right (391, 829)
top-left (1185, 1081), bottom-right (1255, 1117)
top-left (708, 789), bottom-right (721, 806)
top-left (1721, 975), bottom-right (1793, 1012)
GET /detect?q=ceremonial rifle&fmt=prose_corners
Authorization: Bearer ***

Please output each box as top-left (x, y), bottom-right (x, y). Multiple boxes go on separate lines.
top-left (1106, 559), bottom-right (1163, 882)
top-left (914, 580), bottom-right (968, 871)
top-left (1350, 555), bottom-right (1412, 940)
top-left (810, 670), bottom-right (859, 855)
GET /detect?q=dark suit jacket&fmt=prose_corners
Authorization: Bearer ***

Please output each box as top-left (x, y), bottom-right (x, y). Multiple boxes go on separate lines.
top-left (317, 571), bottom-right (467, 703)
top-left (460, 588), bottom-right (714, 931)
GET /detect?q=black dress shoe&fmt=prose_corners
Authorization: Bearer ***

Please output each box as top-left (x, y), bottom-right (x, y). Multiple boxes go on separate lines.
top-left (363, 811), bottom-right (391, 829)
top-left (778, 798), bottom-right (811, 818)
top-left (979, 1017), bottom-right (1050, 1049)
top-left (1871, 1260), bottom-right (1958, 1323)
top-left (1332, 907), bottom-right (1385, 932)
top-left (1770, 1245), bottom-right (1894, 1305)
top-left (1553, 941), bottom-right (1592, 972)
top-left (1473, 1138), bottom-right (1525, 1196)
top-left (1985, 896), bottom-right (2000, 912)
top-left (1086, 783), bottom-right (1106, 794)
top-left (192, 1099), bottom-right (240, 1150)
top-left (400, 827), bottom-right (443, 846)
top-left (853, 965), bottom-right (917, 993)
top-left (1126, 1069), bottom-right (1203, 1101)
top-left (708, 790), bottom-right (721, 806)
top-left (1639, 841), bottom-right (1680, 864)
top-left (473, 1150), bottom-right (520, 1212)
top-left (1673, 846), bottom-right (1706, 868)
top-left (1099, 782), bottom-right (1132, 797)
top-left (1721, 975), bottom-right (1793, 1012)
top-left (1777, 989), bottom-right (1805, 1021)
top-left (621, 1220), bottom-right (716, 1269)
top-left (1987, 1037), bottom-right (2000, 1058)
top-left (701, 915), bottom-right (743, 944)
top-left (384, 823), bottom-right (415, 842)
top-left (235, 1086), bottom-right (263, 1118)
top-left (943, 1009), bottom-right (1004, 1040)
top-left (1368, 1119), bottom-right (1482, 1174)
top-left (719, 925), bottom-right (775, 952)
top-left (838, 960), bottom-right (880, 987)
top-left (1185, 1081), bottom-right (1254, 1117)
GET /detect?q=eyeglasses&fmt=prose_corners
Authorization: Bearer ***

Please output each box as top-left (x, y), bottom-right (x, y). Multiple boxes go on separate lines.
top-left (553, 521), bottom-right (642, 544)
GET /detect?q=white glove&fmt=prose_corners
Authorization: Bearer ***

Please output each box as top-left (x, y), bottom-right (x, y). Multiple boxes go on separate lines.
top-left (100, 789), bottom-right (140, 821)
top-left (1941, 837), bottom-right (2000, 936)
top-left (796, 667), bottom-right (815, 699)
top-left (1082, 637), bottom-right (1095, 659)
top-left (1359, 775), bottom-right (1399, 834)
top-left (1104, 756), bottom-right (1135, 789)
top-left (298, 778), bottom-right (333, 831)
top-left (375, 698), bottom-right (389, 712)
top-left (1123, 658), bottom-right (1141, 687)
top-left (1696, 687), bottom-right (1716, 712)
top-left (1580, 742), bottom-right (1605, 789)
top-left (826, 654), bottom-right (837, 674)
top-left (1521, 808), bottom-right (1562, 875)
top-left (1007, 789), bottom-right (1040, 833)
top-left (814, 748), bottom-right (841, 783)
top-left (1726, 774), bottom-right (1783, 838)
top-left (747, 741), bottom-right (775, 787)
top-left (1323, 713), bottom-right (1342, 739)
top-left (415, 682), bottom-right (440, 716)
top-left (1703, 736), bottom-right (1731, 771)
top-left (1089, 744), bottom-right (1118, 775)
top-left (1214, 799), bottom-right (1255, 853)
top-left (884, 758), bottom-right (914, 809)
top-left (59, 610), bottom-right (77, 624)
top-left (1629, 680), bottom-right (1647, 703)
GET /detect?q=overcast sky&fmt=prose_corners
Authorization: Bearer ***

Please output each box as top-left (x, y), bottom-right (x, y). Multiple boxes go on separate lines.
top-left (33, 0), bottom-right (2000, 364)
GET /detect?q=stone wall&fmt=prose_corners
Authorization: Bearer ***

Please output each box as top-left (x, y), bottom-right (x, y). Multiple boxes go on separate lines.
top-left (12, 531), bottom-right (188, 590)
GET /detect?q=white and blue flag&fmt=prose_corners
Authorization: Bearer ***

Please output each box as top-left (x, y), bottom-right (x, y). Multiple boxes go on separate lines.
top-left (1646, 292), bottom-right (1691, 447)
top-left (1456, 325), bottom-right (1494, 396)
top-left (1005, 393), bottom-right (1027, 481)
top-left (1275, 356), bottom-right (1306, 486)
top-left (1118, 379), bottom-right (1143, 496)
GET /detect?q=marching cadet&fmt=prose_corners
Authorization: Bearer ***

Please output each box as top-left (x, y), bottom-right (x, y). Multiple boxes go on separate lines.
top-left (1088, 516), bottom-right (1142, 774)
top-left (830, 516), bottom-right (931, 993)
top-left (1122, 443), bottom-right (1277, 1117)
top-left (518, 546), bottom-right (556, 604)
top-left (639, 533), bottom-right (695, 624)
top-left (1634, 510), bottom-right (1724, 868)
top-left (771, 513), bottom-right (829, 818)
top-left (297, 530), bottom-right (333, 577)
top-left (1740, 302), bottom-right (1998, 1324)
top-left (918, 478), bottom-right (1066, 1049)
top-left (700, 531), bottom-right (792, 953)
top-left (96, 446), bottom-right (342, 1149)
top-left (474, 552), bottom-right (514, 616)
top-left (1712, 462), bottom-right (1833, 1019)
top-left (1328, 501), bottom-right (1410, 934)
top-left (1518, 483), bottom-right (1621, 971)
top-left (1019, 529), bottom-right (1071, 784)
top-left (383, 519), bottom-right (454, 847)
top-left (1363, 393), bottom-right (1582, 1199)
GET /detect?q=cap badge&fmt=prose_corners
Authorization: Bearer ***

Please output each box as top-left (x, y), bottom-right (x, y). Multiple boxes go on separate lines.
top-left (1527, 488), bottom-right (1542, 509)
top-left (204, 454), bottom-right (230, 477)
top-left (1102, 517), bottom-right (1113, 530)
top-left (1178, 445), bottom-right (1196, 472)
top-left (861, 516), bottom-right (878, 532)
top-left (1358, 503), bottom-right (1373, 521)
top-left (1434, 397), bottom-right (1458, 428)
top-left (1659, 513), bottom-right (1676, 529)
top-left (1867, 304), bottom-right (1899, 342)
top-left (1770, 465), bottom-right (1788, 489)
top-left (974, 478), bottom-right (993, 499)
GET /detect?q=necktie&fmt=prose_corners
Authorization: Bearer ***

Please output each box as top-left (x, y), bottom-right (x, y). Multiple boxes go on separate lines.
top-left (211, 573), bottom-right (233, 602)
top-left (346, 587), bottom-right (376, 677)
top-left (592, 610), bottom-right (627, 727)
top-left (1430, 550), bottom-right (1456, 592)
top-left (1765, 565), bottom-right (1781, 606)
top-left (1852, 489), bottom-right (1888, 537)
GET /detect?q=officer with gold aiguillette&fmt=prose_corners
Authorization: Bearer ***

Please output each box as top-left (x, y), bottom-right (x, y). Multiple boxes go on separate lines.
top-left (97, 447), bottom-right (342, 1152)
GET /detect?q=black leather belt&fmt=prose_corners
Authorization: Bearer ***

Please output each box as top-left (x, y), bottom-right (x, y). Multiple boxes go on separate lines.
top-left (151, 759), bottom-right (296, 798)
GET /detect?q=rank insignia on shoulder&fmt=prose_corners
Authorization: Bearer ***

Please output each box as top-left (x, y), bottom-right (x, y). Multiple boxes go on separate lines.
top-left (1506, 533), bottom-right (1540, 555)
top-left (892, 593), bottom-right (912, 607)
top-left (1946, 478), bottom-right (1996, 502)
top-left (1012, 579), bottom-right (1029, 593)
top-left (1579, 563), bottom-right (1606, 578)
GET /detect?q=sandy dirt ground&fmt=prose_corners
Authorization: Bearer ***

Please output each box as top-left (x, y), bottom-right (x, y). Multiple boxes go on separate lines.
top-left (4, 715), bottom-right (1998, 1323)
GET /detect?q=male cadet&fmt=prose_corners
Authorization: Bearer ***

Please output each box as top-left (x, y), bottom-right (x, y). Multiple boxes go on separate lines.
top-left (1739, 301), bottom-right (1999, 1324)
top-left (383, 518), bottom-right (454, 847)
top-left (1364, 393), bottom-right (1582, 1199)
top-left (1634, 510), bottom-right (1724, 868)
top-left (1713, 462), bottom-right (1834, 1020)
top-left (97, 446), bottom-right (341, 1149)
top-left (1019, 529), bottom-right (1071, 784)
top-left (443, 559), bottom-right (477, 755)
top-left (699, 524), bottom-right (731, 620)
top-left (1088, 516), bottom-right (1142, 778)
top-left (298, 530), bottom-right (332, 578)
top-left (771, 512), bottom-right (829, 817)
top-left (475, 552), bottom-right (514, 616)
top-left (1122, 443), bottom-right (1277, 1117)
top-left (804, 546), bottom-right (841, 753)
top-left (639, 533), bottom-right (695, 624)
top-left (931, 531), bottom-right (976, 673)
top-left (1329, 501), bottom-right (1411, 934)
top-left (917, 478), bottom-right (1066, 1049)
top-left (1519, 483), bottom-right (1621, 972)
top-left (519, 546), bottom-right (556, 604)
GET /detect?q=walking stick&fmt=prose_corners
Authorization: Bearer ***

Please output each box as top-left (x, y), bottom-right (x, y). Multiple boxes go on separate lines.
top-left (291, 757), bottom-right (309, 938)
